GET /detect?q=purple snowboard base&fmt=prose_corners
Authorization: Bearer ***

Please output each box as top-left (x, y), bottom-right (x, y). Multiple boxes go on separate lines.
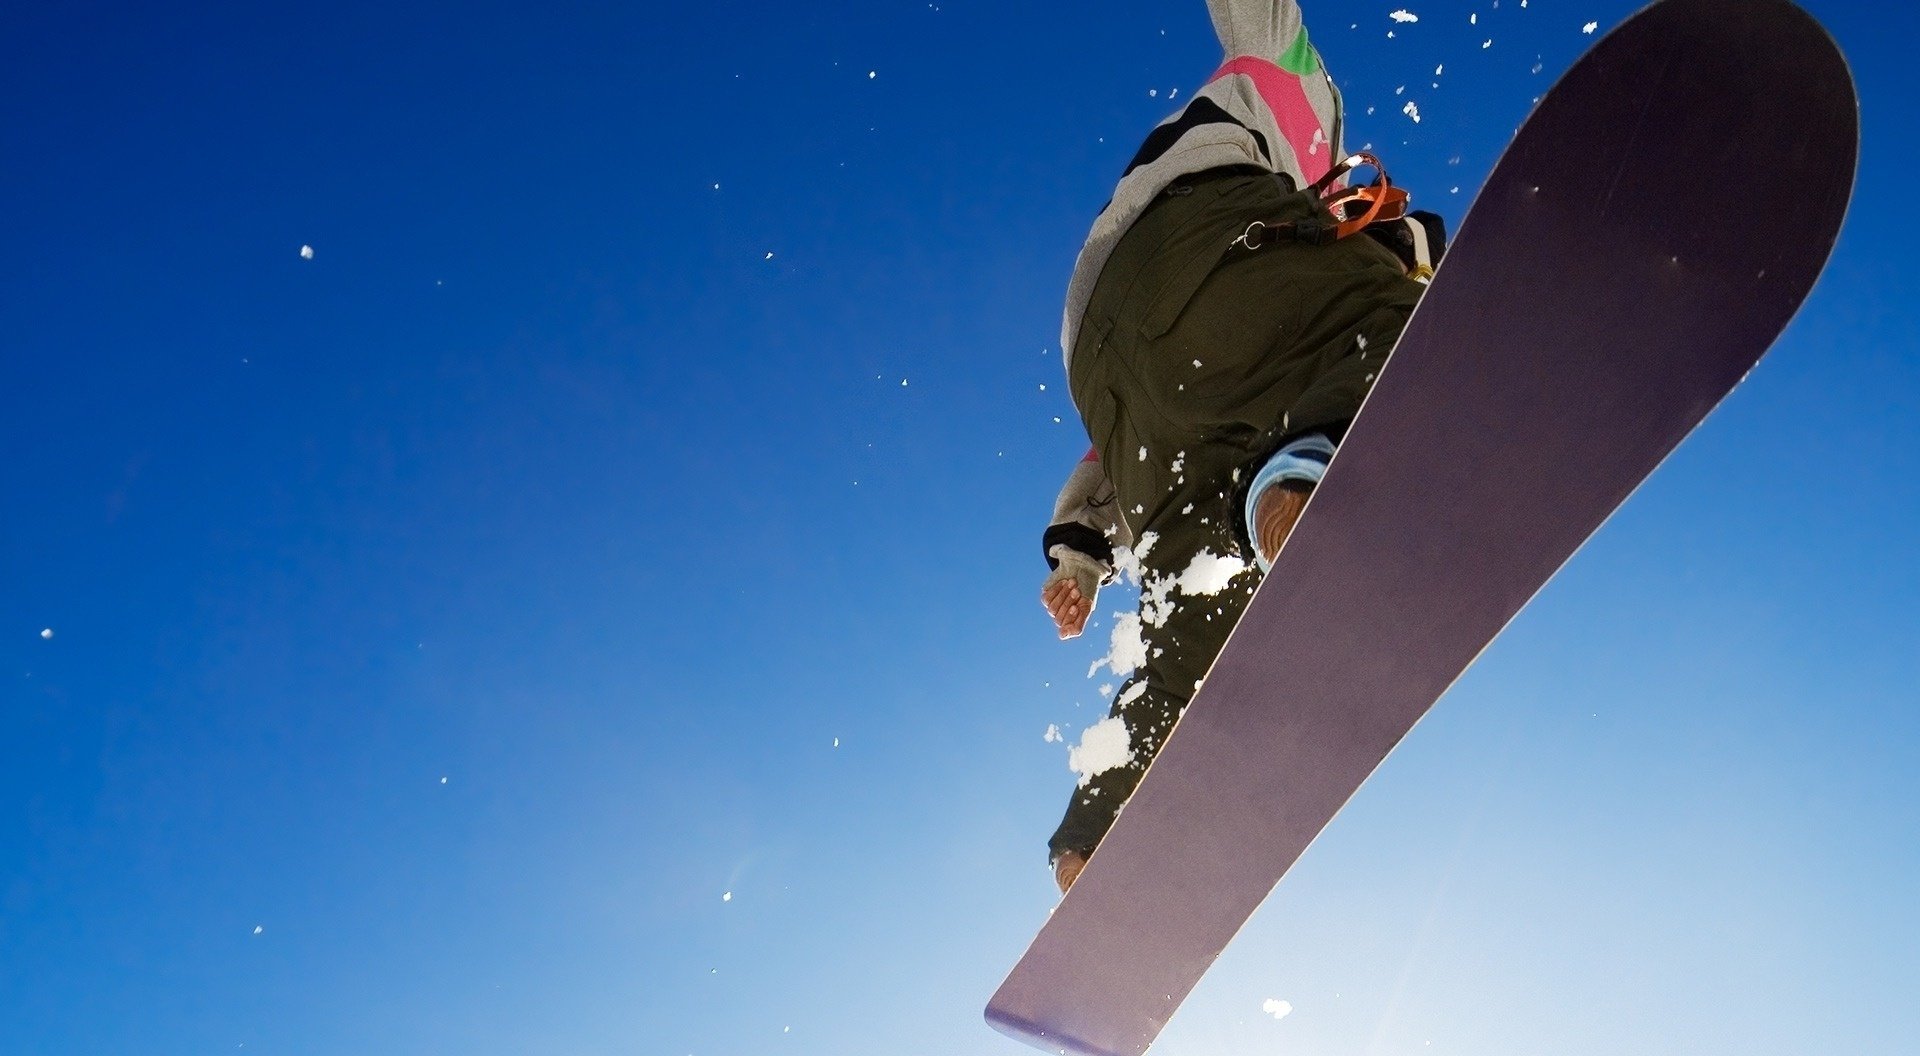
top-left (989, 2), bottom-right (1857, 1054)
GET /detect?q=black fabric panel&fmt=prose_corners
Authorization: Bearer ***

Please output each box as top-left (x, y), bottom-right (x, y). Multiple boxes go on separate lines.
top-left (1120, 97), bottom-right (1272, 179)
top-left (1043, 523), bottom-right (1114, 569)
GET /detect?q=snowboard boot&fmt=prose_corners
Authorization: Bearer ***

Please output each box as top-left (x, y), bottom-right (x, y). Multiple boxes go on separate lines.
top-left (1053, 850), bottom-right (1089, 894)
top-left (1244, 432), bottom-right (1336, 571)
top-left (1253, 480), bottom-right (1313, 568)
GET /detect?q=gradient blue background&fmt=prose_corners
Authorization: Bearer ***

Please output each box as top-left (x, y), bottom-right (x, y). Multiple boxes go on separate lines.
top-left (3, 2), bottom-right (1914, 1053)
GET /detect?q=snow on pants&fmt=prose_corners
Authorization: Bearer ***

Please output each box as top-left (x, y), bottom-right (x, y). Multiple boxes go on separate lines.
top-left (1048, 168), bottom-right (1425, 863)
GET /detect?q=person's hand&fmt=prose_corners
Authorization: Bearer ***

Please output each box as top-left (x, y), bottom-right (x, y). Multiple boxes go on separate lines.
top-left (1041, 550), bottom-right (1104, 639)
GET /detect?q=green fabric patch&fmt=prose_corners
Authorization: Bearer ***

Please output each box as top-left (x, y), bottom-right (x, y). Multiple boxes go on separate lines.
top-left (1277, 27), bottom-right (1320, 75)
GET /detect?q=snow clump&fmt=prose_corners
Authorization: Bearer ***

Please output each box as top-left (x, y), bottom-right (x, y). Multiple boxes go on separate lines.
top-left (1176, 549), bottom-right (1251, 596)
top-left (1068, 716), bottom-right (1136, 787)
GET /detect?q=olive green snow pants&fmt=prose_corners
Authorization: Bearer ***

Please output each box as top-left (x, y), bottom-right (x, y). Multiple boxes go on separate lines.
top-left (1049, 168), bottom-right (1424, 863)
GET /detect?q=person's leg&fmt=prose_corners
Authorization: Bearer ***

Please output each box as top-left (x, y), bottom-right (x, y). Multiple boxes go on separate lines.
top-left (1046, 170), bottom-right (1425, 883)
top-left (1045, 460), bottom-right (1260, 889)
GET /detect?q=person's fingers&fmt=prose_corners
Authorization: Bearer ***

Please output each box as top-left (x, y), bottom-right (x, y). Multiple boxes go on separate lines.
top-left (1042, 581), bottom-right (1069, 614)
top-left (1059, 607), bottom-right (1087, 639)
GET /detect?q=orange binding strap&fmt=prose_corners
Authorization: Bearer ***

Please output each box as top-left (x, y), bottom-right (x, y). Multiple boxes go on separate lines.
top-left (1310, 151), bottom-right (1410, 240)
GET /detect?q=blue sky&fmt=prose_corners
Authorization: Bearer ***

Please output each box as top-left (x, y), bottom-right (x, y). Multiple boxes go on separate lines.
top-left (2, 2), bottom-right (1914, 1054)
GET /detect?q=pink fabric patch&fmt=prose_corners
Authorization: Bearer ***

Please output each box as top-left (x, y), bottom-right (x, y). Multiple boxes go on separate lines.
top-left (1206, 56), bottom-right (1333, 185)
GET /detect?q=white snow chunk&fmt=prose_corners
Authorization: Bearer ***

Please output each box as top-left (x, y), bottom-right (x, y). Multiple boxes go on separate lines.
top-left (1149, 88), bottom-right (1158, 98)
top-left (1470, 12), bottom-right (1478, 24)
top-left (722, 891), bottom-right (733, 902)
top-left (1044, 724), bottom-right (1062, 743)
top-left (298, 245), bottom-right (313, 260)
top-left (39, 628), bottom-right (53, 640)
top-left (1390, 10), bottom-right (1419, 22)
top-left (252, 925), bottom-right (263, 935)
top-left (1090, 610), bottom-right (1148, 677)
top-left (1583, 21), bottom-right (1599, 33)
top-left (439, 776), bottom-right (448, 785)
top-left (1098, 683), bottom-right (1115, 698)
top-left (765, 251), bottom-right (775, 260)
top-left (1177, 550), bottom-right (1251, 596)
top-left (868, 70), bottom-right (877, 79)
top-left (1403, 100), bottom-right (1422, 123)
top-left (1262, 998), bottom-right (1294, 1020)
top-left (1128, 531), bottom-right (1159, 567)
top-left (1139, 445), bottom-right (1149, 462)
top-left (1068, 716), bottom-right (1136, 787)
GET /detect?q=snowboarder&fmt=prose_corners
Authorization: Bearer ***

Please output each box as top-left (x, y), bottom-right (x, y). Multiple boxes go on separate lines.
top-left (1039, 0), bottom-right (1441, 893)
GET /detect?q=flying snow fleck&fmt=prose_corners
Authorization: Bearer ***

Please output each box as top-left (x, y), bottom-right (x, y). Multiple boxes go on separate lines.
top-left (1583, 21), bottom-right (1599, 33)
top-left (1068, 716), bottom-right (1136, 787)
top-left (1389, 9), bottom-right (1418, 22)
top-left (722, 891), bottom-right (733, 902)
top-left (1262, 998), bottom-right (1294, 1020)
top-left (39, 628), bottom-right (53, 640)
top-left (1403, 100), bottom-right (1422, 123)
top-left (868, 71), bottom-right (876, 79)
top-left (765, 251), bottom-right (775, 260)
top-left (252, 925), bottom-right (264, 935)
top-left (1044, 724), bottom-right (1062, 743)
top-left (298, 245), bottom-right (313, 260)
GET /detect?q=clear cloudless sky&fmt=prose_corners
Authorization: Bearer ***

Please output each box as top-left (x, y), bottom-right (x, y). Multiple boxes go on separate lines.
top-left (3, 2), bottom-right (1915, 1054)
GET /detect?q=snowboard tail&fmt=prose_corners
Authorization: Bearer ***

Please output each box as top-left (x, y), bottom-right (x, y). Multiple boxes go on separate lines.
top-left (988, 2), bottom-right (1857, 1054)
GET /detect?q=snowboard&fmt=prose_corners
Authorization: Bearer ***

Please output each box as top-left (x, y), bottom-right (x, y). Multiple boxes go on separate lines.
top-left (987, 1), bottom-right (1857, 1054)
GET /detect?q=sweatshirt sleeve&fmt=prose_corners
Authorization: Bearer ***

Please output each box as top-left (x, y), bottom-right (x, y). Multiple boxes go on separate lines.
top-left (1206, 0), bottom-right (1308, 60)
top-left (1043, 449), bottom-right (1133, 572)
